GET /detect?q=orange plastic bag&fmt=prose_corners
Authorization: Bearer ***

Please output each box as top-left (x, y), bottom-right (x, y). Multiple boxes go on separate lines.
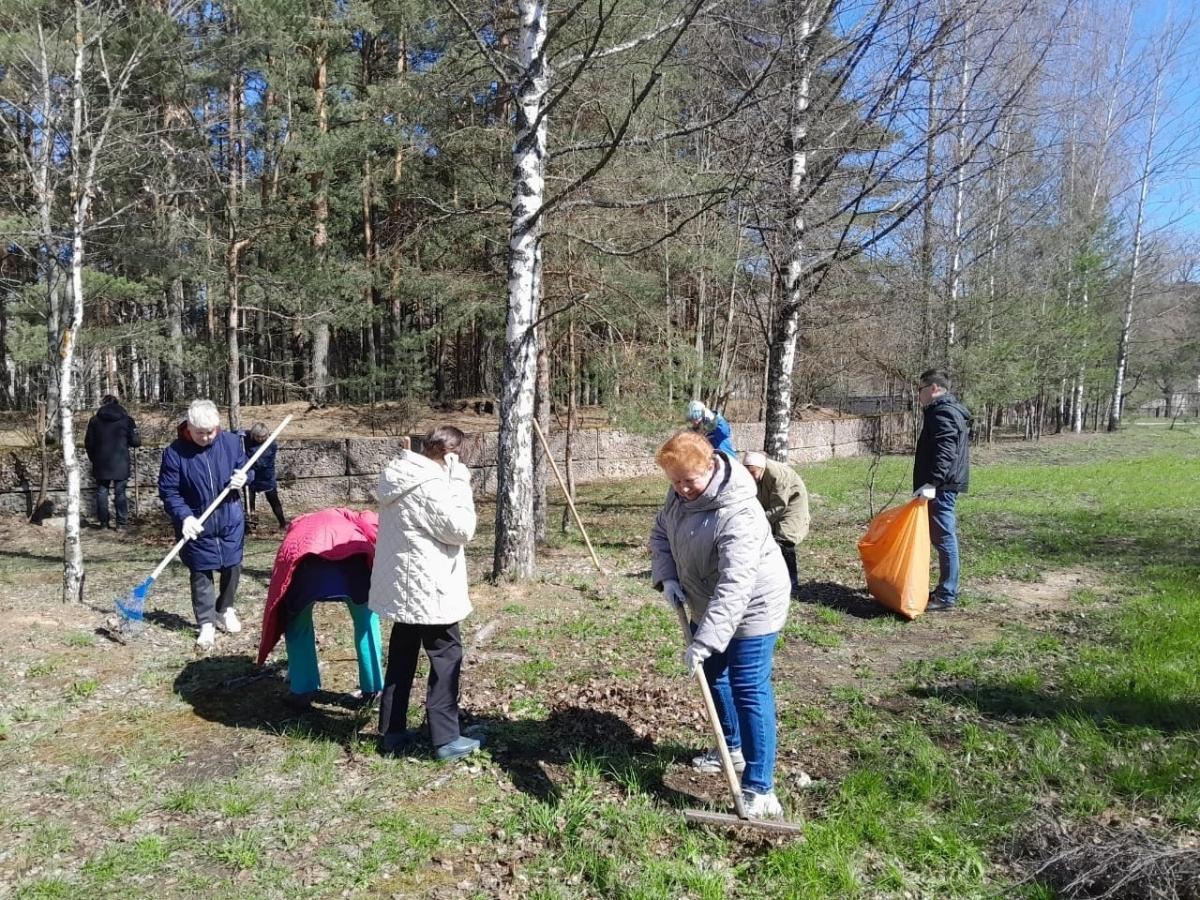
top-left (857, 498), bottom-right (931, 619)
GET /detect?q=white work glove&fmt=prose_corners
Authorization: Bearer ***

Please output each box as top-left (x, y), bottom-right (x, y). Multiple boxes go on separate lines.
top-left (914, 483), bottom-right (936, 501)
top-left (682, 643), bottom-right (711, 673)
top-left (182, 516), bottom-right (204, 540)
top-left (662, 578), bottom-right (687, 608)
top-left (229, 470), bottom-right (247, 490)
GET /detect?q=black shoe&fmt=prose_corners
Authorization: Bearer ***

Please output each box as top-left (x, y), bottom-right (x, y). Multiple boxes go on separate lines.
top-left (379, 729), bottom-right (422, 756)
top-left (925, 596), bottom-right (957, 612)
top-left (283, 691), bottom-right (316, 712)
top-left (341, 689), bottom-right (380, 710)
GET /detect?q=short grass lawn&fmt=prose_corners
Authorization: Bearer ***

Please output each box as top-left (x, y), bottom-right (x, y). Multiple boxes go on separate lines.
top-left (1, 424), bottom-right (1198, 898)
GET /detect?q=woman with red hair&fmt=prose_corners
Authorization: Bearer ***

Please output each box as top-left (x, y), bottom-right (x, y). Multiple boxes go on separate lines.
top-left (650, 430), bottom-right (791, 818)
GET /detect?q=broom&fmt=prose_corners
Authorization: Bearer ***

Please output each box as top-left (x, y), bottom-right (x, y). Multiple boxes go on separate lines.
top-left (115, 415), bottom-right (293, 631)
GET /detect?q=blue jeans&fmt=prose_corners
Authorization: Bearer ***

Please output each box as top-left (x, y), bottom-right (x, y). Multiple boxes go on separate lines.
top-left (929, 491), bottom-right (960, 603)
top-left (95, 479), bottom-right (128, 526)
top-left (696, 629), bottom-right (780, 794)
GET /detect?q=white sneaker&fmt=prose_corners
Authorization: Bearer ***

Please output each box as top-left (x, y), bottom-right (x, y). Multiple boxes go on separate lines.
top-left (196, 623), bottom-right (216, 650)
top-left (220, 608), bottom-right (242, 634)
top-left (741, 789), bottom-right (784, 819)
top-left (692, 746), bottom-right (746, 774)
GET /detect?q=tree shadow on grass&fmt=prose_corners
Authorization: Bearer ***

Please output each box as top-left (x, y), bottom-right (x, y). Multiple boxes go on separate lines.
top-left (459, 706), bottom-right (696, 810)
top-left (796, 580), bottom-right (894, 620)
top-left (173, 654), bottom-right (372, 745)
top-left (911, 682), bottom-right (1200, 734)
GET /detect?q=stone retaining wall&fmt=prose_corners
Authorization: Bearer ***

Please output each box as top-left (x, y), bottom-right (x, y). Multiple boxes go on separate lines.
top-left (0, 413), bottom-right (910, 517)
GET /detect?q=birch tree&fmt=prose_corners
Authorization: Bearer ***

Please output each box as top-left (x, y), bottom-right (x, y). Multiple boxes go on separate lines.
top-left (1108, 15), bottom-right (1193, 430)
top-left (446, 0), bottom-right (718, 579)
top-left (755, 0), bottom-right (1063, 459)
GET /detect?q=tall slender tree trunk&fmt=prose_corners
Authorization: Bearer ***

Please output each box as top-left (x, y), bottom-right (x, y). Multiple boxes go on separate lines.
top-left (946, 18), bottom-right (971, 355)
top-left (561, 314), bottom-right (578, 533)
top-left (310, 42), bottom-right (331, 405)
top-left (918, 64), bottom-right (937, 360)
top-left (60, 0), bottom-right (89, 605)
top-left (764, 2), bottom-right (825, 460)
top-left (493, 0), bottom-right (549, 580)
top-left (533, 316), bottom-right (550, 545)
top-left (167, 277), bottom-right (185, 400)
top-left (225, 64), bottom-right (244, 427)
top-left (226, 240), bottom-right (249, 430)
top-left (1108, 86), bottom-right (1159, 430)
top-left (1075, 10), bottom-right (1131, 433)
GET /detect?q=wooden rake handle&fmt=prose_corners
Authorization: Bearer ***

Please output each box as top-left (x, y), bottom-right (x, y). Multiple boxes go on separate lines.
top-left (531, 416), bottom-right (602, 573)
top-left (673, 601), bottom-right (749, 820)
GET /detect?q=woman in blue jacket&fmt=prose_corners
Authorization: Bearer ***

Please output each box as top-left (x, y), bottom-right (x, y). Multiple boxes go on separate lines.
top-left (158, 399), bottom-right (248, 650)
top-left (242, 421), bottom-right (287, 529)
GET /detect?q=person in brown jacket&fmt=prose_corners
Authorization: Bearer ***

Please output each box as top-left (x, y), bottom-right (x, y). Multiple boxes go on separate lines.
top-left (742, 451), bottom-right (809, 596)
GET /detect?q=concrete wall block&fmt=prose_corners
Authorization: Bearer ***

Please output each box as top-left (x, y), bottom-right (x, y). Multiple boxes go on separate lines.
top-left (346, 439), bottom-right (406, 476)
top-left (276, 440), bottom-right (346, 480)
top-left (736, 423), bottom-right (766, 452)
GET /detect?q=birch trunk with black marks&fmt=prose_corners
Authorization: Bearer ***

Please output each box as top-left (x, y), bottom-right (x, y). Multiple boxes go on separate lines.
top-left (59, 4), bottom-right (89, 604)
top-left (61, 0), bottom-right (142, 602)
top-left (1075, 11), bottom-right (1131, 432)
top-left (493, 0), bottom-right (549, 580)
top-left (764, 3), bottom-right (820, 461)
top-left (945, 19), bottom-right (971, 355)
top-left (1109, 54), bottom-right (1162, 432)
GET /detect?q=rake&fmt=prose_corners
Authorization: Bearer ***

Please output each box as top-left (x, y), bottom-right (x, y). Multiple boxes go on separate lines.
top-left (115, 415), bottom-right (293, 632)
top-left (673, 602), bottom-right (804, 836)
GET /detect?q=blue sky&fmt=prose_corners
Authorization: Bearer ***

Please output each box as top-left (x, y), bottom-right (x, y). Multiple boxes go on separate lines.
top-left (1134, 2), bottom-right (1200, 237)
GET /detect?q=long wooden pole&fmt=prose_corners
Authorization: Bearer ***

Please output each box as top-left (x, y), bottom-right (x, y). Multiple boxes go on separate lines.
top-left (531, 417), bottom-right (602, 573)
top-left (674, 602), bottom-right (748, 819)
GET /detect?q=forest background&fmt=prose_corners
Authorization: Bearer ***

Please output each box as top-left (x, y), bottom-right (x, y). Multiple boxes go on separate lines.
top-left (1, 0), bottom-right (1197, 597)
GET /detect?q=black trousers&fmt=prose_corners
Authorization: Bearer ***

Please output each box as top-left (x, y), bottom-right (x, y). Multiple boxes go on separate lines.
top-left (249, 488), bottom-right (287, 528)
top-left (95, 479), bottom-right (128, 527)
top-left (189, 565), bottom-right (242, 626)
top-left (777, 539), bottom-right (798, 593)
top-left (378, 622), bottom-right (463, 748)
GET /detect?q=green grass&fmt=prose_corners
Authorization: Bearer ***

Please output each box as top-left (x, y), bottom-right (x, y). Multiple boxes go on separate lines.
top-left (4, 427), bottom-right (1199, 898)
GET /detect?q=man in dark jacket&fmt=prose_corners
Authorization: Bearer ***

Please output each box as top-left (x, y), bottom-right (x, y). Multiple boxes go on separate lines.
top-left (84, 395), bottom-right (141, 529)
top-left (158, 399), bottom-right (248, 650)
top-left (913, 369), bottom-right (971, 611)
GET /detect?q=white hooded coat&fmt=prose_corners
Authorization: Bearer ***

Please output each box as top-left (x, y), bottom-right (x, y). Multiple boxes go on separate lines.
top-left (369, 450), bottom-right (477, 625)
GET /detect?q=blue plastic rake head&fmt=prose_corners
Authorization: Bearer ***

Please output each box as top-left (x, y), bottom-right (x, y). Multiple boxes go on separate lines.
top-left (115, 576), bottom-right (155, 627)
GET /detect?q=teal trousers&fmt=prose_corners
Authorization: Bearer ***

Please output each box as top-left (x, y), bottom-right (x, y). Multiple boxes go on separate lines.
top-left (284, 600), bottom-right (384, 696)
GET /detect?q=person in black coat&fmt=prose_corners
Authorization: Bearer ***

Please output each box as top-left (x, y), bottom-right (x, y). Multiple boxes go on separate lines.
top-left (912, 369), bottom-right (972, 611)
top-left (84, 395), bottom-right (141, 529)
top-left (243, 421), bottom-right (287, 529)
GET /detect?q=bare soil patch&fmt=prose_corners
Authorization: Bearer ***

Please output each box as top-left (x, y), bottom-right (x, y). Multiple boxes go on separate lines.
top-left (976, 566), bottom-right (1103, 613)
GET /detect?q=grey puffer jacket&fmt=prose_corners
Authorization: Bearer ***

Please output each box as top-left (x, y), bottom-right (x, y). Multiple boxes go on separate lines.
top-left (649, 452), bottom-right (790, 655)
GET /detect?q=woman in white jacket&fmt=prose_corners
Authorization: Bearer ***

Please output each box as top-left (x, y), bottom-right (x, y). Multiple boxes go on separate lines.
top-left (371, 426), bottom-right (480, 760)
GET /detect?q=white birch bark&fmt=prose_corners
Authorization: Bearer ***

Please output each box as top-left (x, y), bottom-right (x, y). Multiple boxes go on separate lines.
top-left (1109, 53), bottom-right (1163, 431)
top-left (493, 0), bottom-right (549, 580)
top-left (763, 1), bottom-right (826, 461)
top-left (56, 0), bottom-right (146, 601)
top-left (1074, 8), bottom-right (1131, 432)
top-left (946, 16), bottom-right (972, 353)
top-left (60, 4), bottom-right (89, 603)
